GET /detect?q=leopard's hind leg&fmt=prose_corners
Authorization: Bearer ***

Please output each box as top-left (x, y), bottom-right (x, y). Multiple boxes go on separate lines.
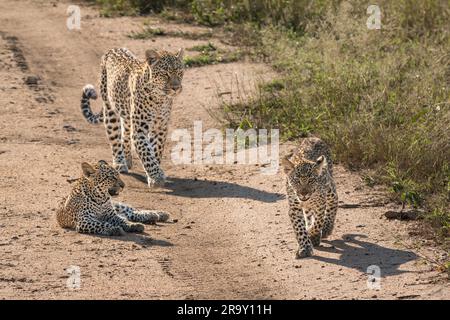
top-left (100, 67), bottom-right (128, 173)
top-left (103, 208), bottom-right (144, 233)
top-left (76, 214), bottom-right (124, 236)
top-left (112, 202), bottom-right (170, 224)
top-left (121, 116), bottom-right (133, 169)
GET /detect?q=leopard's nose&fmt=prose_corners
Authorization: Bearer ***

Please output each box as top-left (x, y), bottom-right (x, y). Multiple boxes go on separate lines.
top-left (299, 188), bottom-right (309, 197)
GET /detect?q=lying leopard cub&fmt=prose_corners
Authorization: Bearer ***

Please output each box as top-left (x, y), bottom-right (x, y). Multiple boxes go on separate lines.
top-left (56, 160), bottom-right (169, 236)
top-left (282, 137), bottom-right (338, 258)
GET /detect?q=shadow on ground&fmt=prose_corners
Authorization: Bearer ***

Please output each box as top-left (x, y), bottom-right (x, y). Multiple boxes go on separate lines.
top-left (90, 231), bottom-right (173, 247)
top-left (314, 234), bottom-right (418, 277)
top-left (124, 172), bottom-right (284, 203)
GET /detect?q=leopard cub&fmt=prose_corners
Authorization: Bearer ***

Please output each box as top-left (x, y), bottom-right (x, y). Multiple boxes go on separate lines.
top-left (56, 160), bottom-right (169, 236)
top-left (282, 137), bottom-right (338, 258)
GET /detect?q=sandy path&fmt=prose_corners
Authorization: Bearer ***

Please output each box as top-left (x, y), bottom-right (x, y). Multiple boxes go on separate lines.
top-left (0, 0), bottom-right (448, 299)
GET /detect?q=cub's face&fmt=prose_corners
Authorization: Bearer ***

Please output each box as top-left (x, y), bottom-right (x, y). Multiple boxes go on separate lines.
top-left (283, 155), bottom-right (328, 201)
top-left (145, 48), bottom-right (185, 95)
top-left (81, 160), bottom-right (125, 197)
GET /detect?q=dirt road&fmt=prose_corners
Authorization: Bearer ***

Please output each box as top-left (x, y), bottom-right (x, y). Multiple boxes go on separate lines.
top-left (0, 0), bottom-right (448, 299)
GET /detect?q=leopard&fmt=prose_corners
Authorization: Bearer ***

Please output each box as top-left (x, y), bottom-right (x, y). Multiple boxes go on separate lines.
top-left (282, 137), bottom-right (338, 258)
top-left (56, 160), bottom-right (170, 236)
top-left (80, 47), bottom-right (185, 188)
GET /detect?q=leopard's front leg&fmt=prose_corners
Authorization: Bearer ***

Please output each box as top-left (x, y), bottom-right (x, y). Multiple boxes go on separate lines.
top-left (131, 113), bottom-right (166, 188)
top-left (287, 183), bottom-right (313, 258)
top-left (305, 194), bottom-right (327, 247)
top-left (322, 184), bottom-right (338, 238)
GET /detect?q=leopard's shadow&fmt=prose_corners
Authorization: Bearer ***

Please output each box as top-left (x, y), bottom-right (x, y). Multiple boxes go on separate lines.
top-left (123, 172), bottom-right (284, 203)
top-left (91, 231), bottom-right (173, 247)
top-left (313, 234), bottom-right (418, 277)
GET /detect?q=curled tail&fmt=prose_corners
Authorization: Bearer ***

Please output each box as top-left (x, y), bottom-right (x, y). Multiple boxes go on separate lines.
top-left (81, 84), bottom-right (103, 124)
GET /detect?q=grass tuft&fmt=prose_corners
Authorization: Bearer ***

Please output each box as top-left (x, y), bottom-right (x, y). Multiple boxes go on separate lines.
top-left (128, 26), bottom-right (213, 40)
top-left (184, 44), bottom-right (242, 67)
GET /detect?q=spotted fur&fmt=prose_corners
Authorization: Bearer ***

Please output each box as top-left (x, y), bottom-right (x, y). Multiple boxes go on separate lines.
top-left (80, 47), bottom-right (185, 187)
top-left (56, 160), bottom-right (170, 236)
top-left (282, 137), bottom-right (338, 258)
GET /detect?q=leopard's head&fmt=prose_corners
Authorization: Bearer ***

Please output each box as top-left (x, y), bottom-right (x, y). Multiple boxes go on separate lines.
top-left (282, 154), bottom-right (328, 201)
top-left (81, 160), bottom-right (125, 197)
top-left (145, 48), bottom-right (184, 95)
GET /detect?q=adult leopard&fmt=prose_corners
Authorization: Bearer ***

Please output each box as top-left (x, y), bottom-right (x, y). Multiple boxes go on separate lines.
top-left (80, 47), bottom-right (184, 188)
top-left (282, 137), bottom-right (338, 258)
top-left (56, 160), bottom-right (170, 236)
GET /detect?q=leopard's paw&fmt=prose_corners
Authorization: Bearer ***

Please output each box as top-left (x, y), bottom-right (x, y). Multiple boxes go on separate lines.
top-left (125, 155), bottom-right (133, 169)
top-left (309, 234), bottom-right (322, 246)
top-left (108, 226), bottom-right (125, 236)
top-left (155, 211), bottom-right (170, 222)
top-left (129, 223), bottom-right (145, 233)
top-left (295, 242), bottom-right (314, 259)
top-left (113, 161), bottom-right (129, 174)
top-left (321, 226), bottom-right (334, 238)
top-left (147, 172), bottom-right (166, 188)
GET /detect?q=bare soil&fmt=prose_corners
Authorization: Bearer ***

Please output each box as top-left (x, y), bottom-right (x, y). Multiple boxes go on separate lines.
top-left (0, 0), bottom-right (448, 300)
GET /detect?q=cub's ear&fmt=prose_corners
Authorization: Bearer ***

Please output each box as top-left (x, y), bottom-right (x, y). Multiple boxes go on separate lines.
top-left (145, 49), bottom-right (160, 65)
top-left (281, 154), bottom-right (295, 174)
top-left (177, 48), bottom-right (184, 60)
top-left (316, 155), bottom-right (328, 175)
top-left (81, 162), bottom-right (95, 177)
top-left (97, 160), bottom-right (107, 166)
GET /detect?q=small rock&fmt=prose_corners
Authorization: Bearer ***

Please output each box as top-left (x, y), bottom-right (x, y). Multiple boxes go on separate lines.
top-left (63, 124), bottom-right (77, 132)
top-left (24, 75), bottom-right (40, 86)
top-left (384, 210), bottom-right (419, 220)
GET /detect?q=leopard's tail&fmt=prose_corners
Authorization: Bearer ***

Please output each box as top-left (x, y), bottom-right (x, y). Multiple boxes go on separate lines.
top-left (80, 84), bottom-right (103, 124)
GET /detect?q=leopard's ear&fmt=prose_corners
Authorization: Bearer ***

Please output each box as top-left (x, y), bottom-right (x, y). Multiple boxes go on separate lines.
top-left (145, 49), bottom-right (160, 65)
top-left (81, 162), bottom-right (95, 177)
top-left (281, 154), bottom-right (295, 174)
top-left (176, 48), bottom-right (184, 60)
top-left (316, 155), bottom-right (328, 175)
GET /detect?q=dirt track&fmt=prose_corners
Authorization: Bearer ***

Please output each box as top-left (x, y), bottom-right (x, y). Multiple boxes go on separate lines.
top-left (0, 0), bottom-right (448, 299)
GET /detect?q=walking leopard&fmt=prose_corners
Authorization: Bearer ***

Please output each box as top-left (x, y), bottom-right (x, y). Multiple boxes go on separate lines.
top-left (80, 47), bottom-right (184, 188)
top-left (282, 137), bottom-right (338, 258)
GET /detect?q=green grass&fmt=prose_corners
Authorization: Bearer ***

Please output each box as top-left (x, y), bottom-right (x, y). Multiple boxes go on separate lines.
top-left (184, 51), bottom-right (241, 67)
top-left (184, 42), bottom-right (242, 67)
top-left (94, 0), bottom-right (191, 16)
top-left (188, 42), bottom-right (217, 52)
top-left (128, 26), bottom-right (213, 40)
